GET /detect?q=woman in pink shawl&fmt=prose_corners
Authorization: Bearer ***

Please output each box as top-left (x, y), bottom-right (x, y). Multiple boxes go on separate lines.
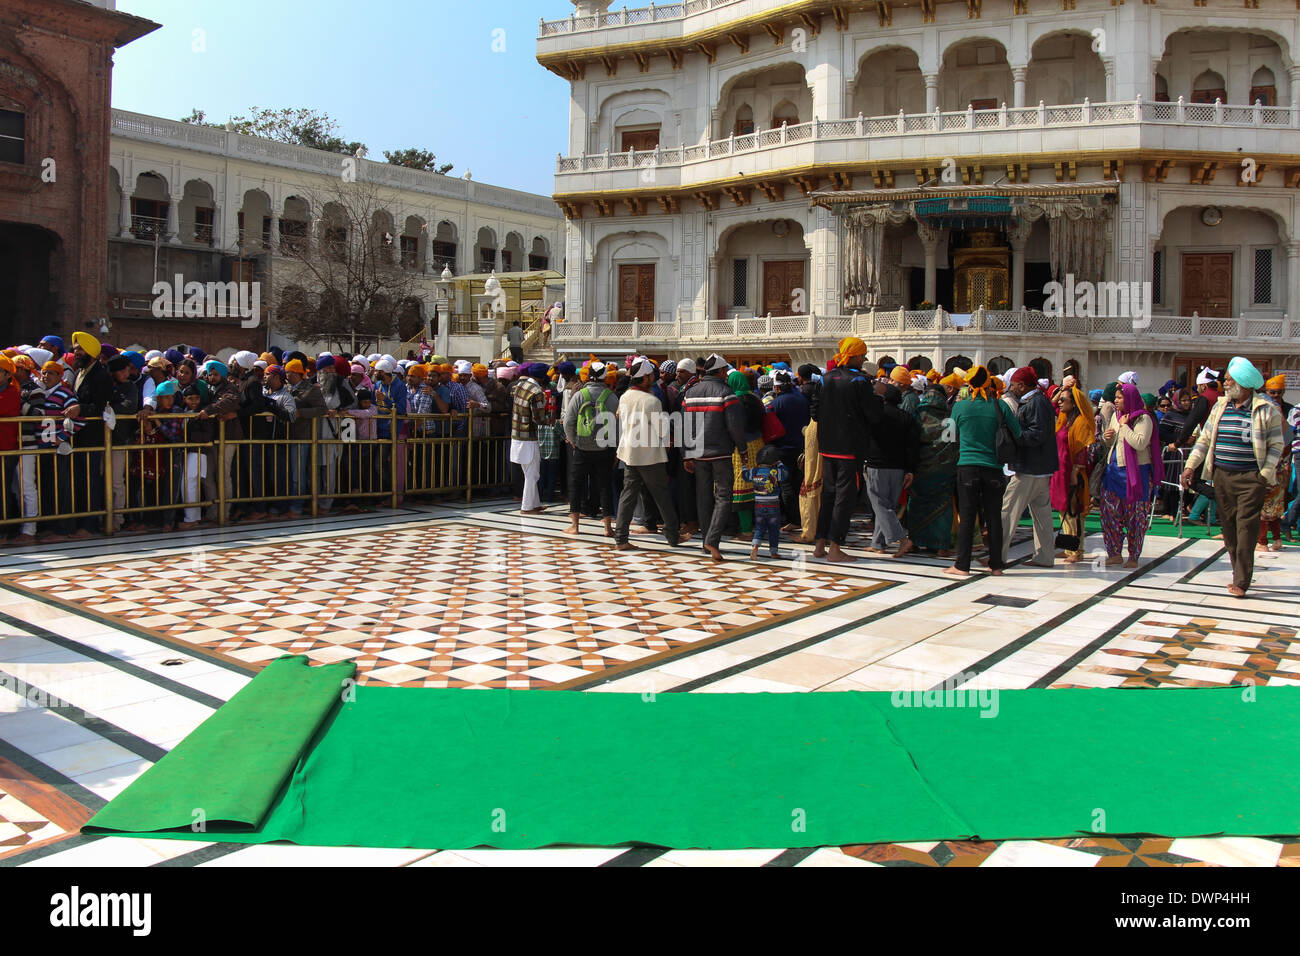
top-left (1098, 381), bottom-right (1164, 567)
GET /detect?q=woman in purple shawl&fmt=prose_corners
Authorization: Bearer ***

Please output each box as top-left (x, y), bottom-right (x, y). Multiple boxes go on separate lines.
top-left (1098, 381), bottom-right (1164, 567)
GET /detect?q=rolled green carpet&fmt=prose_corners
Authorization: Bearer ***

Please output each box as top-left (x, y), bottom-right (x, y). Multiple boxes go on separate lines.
top-left (86, 655), bottom-right (355, 834)
top-left (86, 659), bottom-right (1300, 849)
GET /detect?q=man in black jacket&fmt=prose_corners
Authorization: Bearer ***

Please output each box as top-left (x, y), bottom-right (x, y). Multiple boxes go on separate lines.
top-left (70, 331), bottom-right (113, 536)
top-left (1000, 367), bottom-right (1060, 566)
top-left (106, 355), bottom-right (139, 531)
top-left (681, 353), bottom-right (747, 562)
top-left (864, 382), bottom-right (920, 558)
top-left (813, 340), bottom-right (881, 563)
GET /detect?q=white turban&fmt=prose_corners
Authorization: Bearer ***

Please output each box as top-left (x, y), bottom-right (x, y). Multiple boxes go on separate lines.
top-left (231, 350), bottom-right (258, 370)
top-left (1118, 370), bottom-right (1139, 386)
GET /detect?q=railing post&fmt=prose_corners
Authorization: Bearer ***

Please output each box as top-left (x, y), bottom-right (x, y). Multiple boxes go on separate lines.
top-left (966, 105), bottom-right (974, 130)
top-left (466, 409), bottom-right (474, 504)
top-left (390, 410), bottom-right (399, 510)
top-left (1254, 99), bottom-right (1262, 125)
top-left (897, 109), bottom-right (905, 134)
top-left (103, 425), bottom-right (114, 535)
top-left (1176, 95), bottom-right (1185, 123)
top-left (1214, 97), bottom-right (1223, 124)
top-left (1038, 100), bottom-right (1047, 126)
top-left (217, 418), bottom-right (227, 526)
top-left (632, 316), bottom-right (639, 338)
top-left (781, 121), bottom-right (788, 145)
top-left (1134, 93), bottom-right (1142, 121)
top-left (1000, 102), bottom-right (1008, 127)
top-left (765, 313), bottom-right (773, 336)
top-left (857, 112), bottom-right (865, 136)
top-left (310, 418), bottom-right (319, 516)
top-left (1082, 97), bottom-right (1091, 124)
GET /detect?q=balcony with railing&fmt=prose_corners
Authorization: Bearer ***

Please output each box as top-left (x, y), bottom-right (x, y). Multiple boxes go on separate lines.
top-left (130, 215), bottom-right (167, 241)
top-left (551, 307), bottom-right (1297, 349)
top-left (555, 98), bottom-right (1300, 193)
top-left (540, 0), bottom-right (759, 42)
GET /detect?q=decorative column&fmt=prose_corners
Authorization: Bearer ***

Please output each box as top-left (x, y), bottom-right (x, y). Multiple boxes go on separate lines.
top-left (1103, 58), bottom-right (1115, 102)
top-left (268, 215), bottom-right (280, 255)
top-left (924, 73), bottom-right (940, 113)
top-left (1012, 66), bottom-right (1028, 109)
top-left (435, 266), bottom-right (452, 357)
top-left (165, 193), bottom-right (181, 244)
top-left (1286, 241), bottom-right (1300, 332)
top-left (1008, 218), bottom-right (1034, 311)
top-left (119, 189), bottom-right (133, 238)
top-left (917, 220), bottom-right (941, 306)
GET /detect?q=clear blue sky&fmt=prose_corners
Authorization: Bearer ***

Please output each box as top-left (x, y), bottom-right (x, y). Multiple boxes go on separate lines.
top-left (111, 0), bottom-right (574, 196)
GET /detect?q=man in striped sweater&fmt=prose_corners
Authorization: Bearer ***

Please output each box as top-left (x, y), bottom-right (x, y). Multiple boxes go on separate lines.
top-left (1181, 356), bottom-right (1285, 597)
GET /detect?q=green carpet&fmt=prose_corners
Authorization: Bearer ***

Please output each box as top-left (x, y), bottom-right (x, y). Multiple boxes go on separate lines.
top-left (85, 657), bottom-right (1300, 849)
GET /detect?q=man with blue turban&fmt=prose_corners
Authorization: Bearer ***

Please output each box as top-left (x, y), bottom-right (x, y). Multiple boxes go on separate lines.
top-left (1181, 356), bottom-right (1285, 597)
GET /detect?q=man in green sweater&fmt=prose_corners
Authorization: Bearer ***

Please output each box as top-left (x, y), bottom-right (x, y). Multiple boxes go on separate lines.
top-left (944, 366), bottom-right (1022, 577)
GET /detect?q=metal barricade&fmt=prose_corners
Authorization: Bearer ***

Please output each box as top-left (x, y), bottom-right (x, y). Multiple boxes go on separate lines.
top-left (0, 406), bottom-right (520, 535)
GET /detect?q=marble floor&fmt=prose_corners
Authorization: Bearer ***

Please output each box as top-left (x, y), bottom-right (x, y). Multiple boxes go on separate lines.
top-left (1, 500), bottom-right (1298, 868)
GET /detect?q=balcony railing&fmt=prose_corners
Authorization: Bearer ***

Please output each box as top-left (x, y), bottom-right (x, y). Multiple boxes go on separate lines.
top-left (130, 215), bottom-right (167, 240)
top-left (540, 0), bottom-right (742, 36)
top-left (557, 97), bottom-right (1300, 174)
top-left (551, 307), bottom-right (1295, 345)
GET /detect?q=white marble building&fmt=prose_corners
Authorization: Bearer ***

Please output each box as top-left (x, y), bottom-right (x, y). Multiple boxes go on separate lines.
top-left (538, 0), bottom-right (1300, 385)
top-left (106, 109), bottom-right (565, 356)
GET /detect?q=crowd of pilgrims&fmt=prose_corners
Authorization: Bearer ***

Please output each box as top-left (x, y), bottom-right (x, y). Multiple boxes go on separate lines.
top-left (0, 332), bottom-right (1295, 591)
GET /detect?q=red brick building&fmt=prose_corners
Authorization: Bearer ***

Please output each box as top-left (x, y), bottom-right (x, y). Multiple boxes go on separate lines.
top-left (0, 0), bottom-right (157, 344)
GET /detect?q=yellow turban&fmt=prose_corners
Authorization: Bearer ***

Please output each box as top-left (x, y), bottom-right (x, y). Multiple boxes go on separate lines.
top-left (965, 365), bottom-right (992, 399)
top-left (890, 366), bottom-right (912, 387)
top-left (0, 355), bottom-right (15, 375)
top-left (472, 363), bottom-right (488, 379)
top-left (408, 364), bottom-right (428, 379)
top-left (71, 331), bottom-right (101, 358)
top-left (1265, 373), bottom-right (1286, 391)
top-left (939, 371), bottom-right (964, 388)
top-left (833, 336), bottom-right (867, 367)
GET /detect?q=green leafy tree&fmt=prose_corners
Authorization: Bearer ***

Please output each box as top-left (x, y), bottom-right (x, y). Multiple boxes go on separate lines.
top-left (384, 147), bottom-right (453, 174)
top-left (181, 107), bottom-right (366, 155)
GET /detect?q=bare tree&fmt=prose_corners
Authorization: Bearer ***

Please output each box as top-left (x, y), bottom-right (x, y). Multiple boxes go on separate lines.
top-left (273, 176), bottom-right (427, 354)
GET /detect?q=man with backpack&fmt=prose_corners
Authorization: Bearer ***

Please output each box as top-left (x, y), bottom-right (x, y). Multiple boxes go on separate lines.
top-left (563, 359), bottom-right (619, 536)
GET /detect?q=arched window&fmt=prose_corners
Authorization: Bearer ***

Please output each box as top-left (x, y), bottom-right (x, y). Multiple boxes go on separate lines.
top-left (944, 355), bottom-right (972, 375)
top-left (1191, 70), bottom-right (1226, 104)
top-left (1029, 357), bottom-right (1053, 380)
top-left (906, 355), bottom-right (934, 373)
top-left (1154, 74), bottom-right (1170, 103)
top-left (1250, 67), bottom-right (1276, 106)
top-left (771, 100), bottom-right (799, 128)
top-left (877, 354), bottom-right (897, 368)
top-left (987, 355), bottom-right (1014, 376)
top-left (734, 104), bottom-right (755, 136)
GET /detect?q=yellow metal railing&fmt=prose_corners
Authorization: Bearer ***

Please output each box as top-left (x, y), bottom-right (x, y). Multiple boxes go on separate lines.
top-left (0, 410), bottom-right (518, 535)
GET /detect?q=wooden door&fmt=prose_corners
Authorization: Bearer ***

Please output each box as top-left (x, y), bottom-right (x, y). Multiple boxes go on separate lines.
top-left (1181, 254), bottom-right (1232, 317)
top-left (762, 260), bottom-right (805, 317)
top-left (620, 128), bottom-right (659, 151)
top-left (618, 264), bottom-right (655, 323)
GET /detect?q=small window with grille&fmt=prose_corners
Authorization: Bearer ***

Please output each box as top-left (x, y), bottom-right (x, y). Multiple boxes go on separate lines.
top-left (733, 258), bottom-right (748, 309)
top-left (1253, 247), bottom-right (1273, 304)
top-left (1152, 250), bottom-right (1164, 305)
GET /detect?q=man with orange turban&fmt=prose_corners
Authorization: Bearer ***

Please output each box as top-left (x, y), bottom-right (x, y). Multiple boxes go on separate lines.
top-left (813, 338), bottom-right (880, 563)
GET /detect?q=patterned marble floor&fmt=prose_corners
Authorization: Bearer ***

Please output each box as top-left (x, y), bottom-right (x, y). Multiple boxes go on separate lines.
top-left (0, 499), bottom-right (1297, 868)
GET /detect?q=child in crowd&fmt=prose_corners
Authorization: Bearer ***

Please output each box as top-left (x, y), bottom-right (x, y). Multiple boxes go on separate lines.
top-left (340, 387), bottom-right (376, 510)
top-left (136, 380), bottom-right (183, 529)
top-left (743, 444), bottom-right (789, 560)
